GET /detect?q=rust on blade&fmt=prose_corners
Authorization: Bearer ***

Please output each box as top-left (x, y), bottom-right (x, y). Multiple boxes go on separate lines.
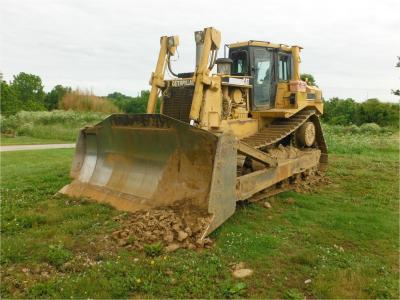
top-left (61, 114), bottom-right (220, 212)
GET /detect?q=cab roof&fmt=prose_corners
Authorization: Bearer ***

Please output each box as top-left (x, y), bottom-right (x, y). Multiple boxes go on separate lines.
top-left (227, 40), bottom-right (302, 52)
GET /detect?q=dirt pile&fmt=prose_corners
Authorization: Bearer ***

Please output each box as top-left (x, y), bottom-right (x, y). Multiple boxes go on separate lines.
top-left (109, 145), bottom-right (329, 253)
top-left (293, 168), bottom-right (330, 193)
top-left (111, 204), bottom-right (213, 252)
top-left (268, 144), bottom-right (330, 192)
top-left (268, 144), bottom-right (301, 159)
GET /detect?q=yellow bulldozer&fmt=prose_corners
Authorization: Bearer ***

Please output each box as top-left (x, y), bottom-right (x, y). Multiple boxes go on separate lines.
top-left (60, 27), bottom-right (328, 238)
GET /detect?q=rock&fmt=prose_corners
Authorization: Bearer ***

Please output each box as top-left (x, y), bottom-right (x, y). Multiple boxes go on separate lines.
top-left (172, 224), bottom-right (181, 232)
top-left (163, 232), bottom-right (174, 243)
top-left (109, 205), bottom-right (213, 253)
top-left (21, 268), bottom-right (30, 273)
top-left (112, 230), bottom-right (122, 238)
top-left (165, 269), bottom-right (173, 275)
top-left (149, 234), bottom-right (157, 241)
top-left (118, 239), bottom-right (128, 246)
top-left (177, 231), bottom-right (188, 241)
top-left (264, 201), bottom-right (272, 209)
top-left (40, 271), bottom-right (50, 278)
top-left (304, 279), bottom-right (312, 284)
top-left (184, 227), bottom-right (192, 236)
top-left (285, 197), bottom-right (295, 205)
top-left (195, 239), bottom-right (205, 247)
top-left (187, 243), bottom-right (196, 250)
top-left (203, 237), bottom-right (212, 244)
top-left (334, 244), bottom-right (344, 252)
top-left (231, 262), bottom-right (245, 270)
top-left (143, 231), bottom-right (153, 239)
top-left (232, 268), bottom-right (253, 278)
top-left (191, 224), bottom-right (201, 234)
top-left (165, 243), bottom-right (181, 252)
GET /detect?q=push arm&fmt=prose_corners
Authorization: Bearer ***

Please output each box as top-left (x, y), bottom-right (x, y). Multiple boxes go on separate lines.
top-left (147, 35), bottom-right (179, 113)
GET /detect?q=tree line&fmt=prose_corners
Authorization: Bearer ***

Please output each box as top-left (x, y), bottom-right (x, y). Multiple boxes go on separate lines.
top-left (1, 72), bottom-right (72, 116)
top-left (1, 72), bottom-right (72, 115)
top-left (0, 72), bottom-right (149, 116)
top-left (322, 98), bottom-right (399, 127)
top-left (1, 72), bottom-right (398, 127)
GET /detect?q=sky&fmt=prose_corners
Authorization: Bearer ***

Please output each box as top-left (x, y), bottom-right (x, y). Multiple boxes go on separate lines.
top-left (1, 0), bottom-right (399, 102)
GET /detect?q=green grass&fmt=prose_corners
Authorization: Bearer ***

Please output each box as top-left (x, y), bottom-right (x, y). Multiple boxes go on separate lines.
top-left (0, 135), bottom-right (69, 145)
top-left (0, 132), bottom-right (399, 299)
top-left (1, 110), bottom-right (107, 142)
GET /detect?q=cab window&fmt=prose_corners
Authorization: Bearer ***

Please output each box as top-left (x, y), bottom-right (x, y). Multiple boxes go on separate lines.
top-left (256, 60), bottom-right (271, 84)
top-left (253, 48), bottom-right (273, 107)
top-left (231, 50), bottom-right (248, 75)
top-left (278, 54), bottom-right (291, 81)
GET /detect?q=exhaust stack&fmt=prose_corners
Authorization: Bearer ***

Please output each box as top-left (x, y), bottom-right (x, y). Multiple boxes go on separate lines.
top-left (194, 30), bottom-right (204, 69)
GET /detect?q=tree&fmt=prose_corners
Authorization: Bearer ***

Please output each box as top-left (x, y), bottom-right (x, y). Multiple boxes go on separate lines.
top-left (392, 57), bottom-right (400, 96)
top-left (322, 97), bottom-right (399, 127)
top-left (45, 85), bottom-right (71, 110)
top-left (11, 72), bottom-right (45, 111)
top-left (0, 80), bottom-right (22, 116)
top-left (107, 90), bottom-right (151, 113)
top-left (300, 73), bottom-right (317, 86)
top-left (357, 98), bottom-right (399, 127)
top-left (322, 97), bottom-right (358, 125)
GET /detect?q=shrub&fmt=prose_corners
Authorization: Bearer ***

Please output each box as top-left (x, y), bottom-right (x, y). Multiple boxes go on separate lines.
top-left (28, 282), bottom-right (58, 299)
top-left (107, 90), bottom-right (151, 113)
top-left (59, 89), bottom-right (120, 113)
top-left (323, 97), bottom-right (399, 128)
top-left (284, 288), bottom-right (305, 300)
top-left (143, 242), bottom-right (163, 257)
top-left (1, 80), bottom-right (22, 116)
top-left (45, 85), bottom-right (71, 110)
top-left (46, 244), bottom-right (72, 267)
top-left (322, 98), bottom-right (358, 125)
top-left (222, 282), bottom-right (247, 298)
top-left (0, 110), bottom-right (107, 141)
top-left (357, 99), bottom-right (399, 127)
top-left (360, 123), bottom-right (381, 133)
top-left (346, 124), bottom-right (361, 134)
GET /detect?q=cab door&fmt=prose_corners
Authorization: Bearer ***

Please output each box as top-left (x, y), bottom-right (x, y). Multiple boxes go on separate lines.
top-left (251, 47), bottom-right (274, 110)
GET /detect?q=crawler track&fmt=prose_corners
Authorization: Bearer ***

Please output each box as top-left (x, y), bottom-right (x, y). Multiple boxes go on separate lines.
top-left (241, 109), bottom-right (315, 148)
top-left (241, 109), bottom-right (328, 168)
top-left (247, 166), bottom-right (327, 203)
top-left (237, 109), bottom-right (329, 199)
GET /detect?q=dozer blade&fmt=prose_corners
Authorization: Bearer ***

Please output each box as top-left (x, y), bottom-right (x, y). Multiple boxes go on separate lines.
top-left (60, 114), bottom-right (237, 238)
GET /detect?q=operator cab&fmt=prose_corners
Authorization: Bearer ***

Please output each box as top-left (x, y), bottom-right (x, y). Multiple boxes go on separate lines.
top-left (228, 41), bottom-right (293, 110)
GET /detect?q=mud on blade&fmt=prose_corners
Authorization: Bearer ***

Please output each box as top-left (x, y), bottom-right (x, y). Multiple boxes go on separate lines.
top-left (60, 114), bottom-right (237, 237)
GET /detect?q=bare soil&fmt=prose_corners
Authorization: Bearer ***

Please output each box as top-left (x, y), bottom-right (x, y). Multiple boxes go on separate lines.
top-left (111, 203), bottom-right (213, 252)
top-left (109, 145), bottom-right (329, 253)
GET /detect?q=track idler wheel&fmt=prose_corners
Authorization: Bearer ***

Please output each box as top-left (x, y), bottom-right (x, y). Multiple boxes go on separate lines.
top-left (296, 121), bottom-right (316, 147)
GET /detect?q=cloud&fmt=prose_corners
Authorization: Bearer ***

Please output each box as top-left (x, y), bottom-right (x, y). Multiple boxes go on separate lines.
top-left (1, 0), bottom-right (399, 101)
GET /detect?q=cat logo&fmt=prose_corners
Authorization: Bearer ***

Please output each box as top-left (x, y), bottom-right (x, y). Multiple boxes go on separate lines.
top-left (171, 79), bottom-right (194, 87)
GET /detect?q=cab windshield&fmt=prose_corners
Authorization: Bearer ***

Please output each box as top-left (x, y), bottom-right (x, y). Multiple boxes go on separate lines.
top-left (230, 50), bottom-right (248, 75)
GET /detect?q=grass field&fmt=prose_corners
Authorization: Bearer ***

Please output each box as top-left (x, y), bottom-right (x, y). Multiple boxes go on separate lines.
top-left (0, 110), bottom-right (106, 143)
top-left (0, 135), bottom-right (69, 146)
top-left (0, 131), bottom-right (399, 299)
